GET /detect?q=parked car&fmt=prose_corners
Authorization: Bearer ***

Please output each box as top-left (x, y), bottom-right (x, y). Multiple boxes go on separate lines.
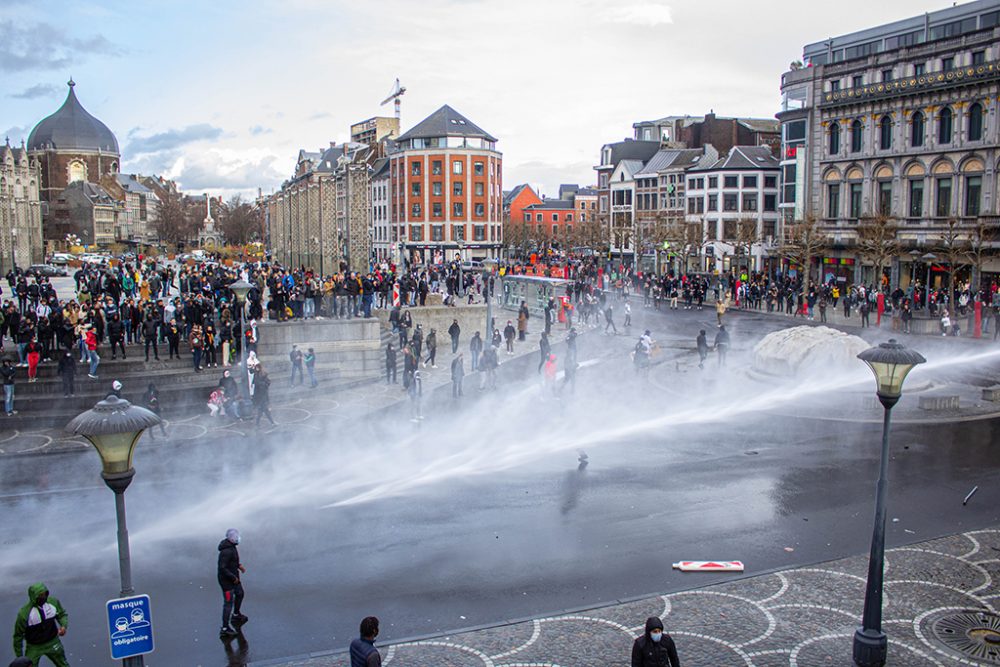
top-left (48, 252), bottom-right (75, 265)
top-left (26, 264), bottom-right (68, 277)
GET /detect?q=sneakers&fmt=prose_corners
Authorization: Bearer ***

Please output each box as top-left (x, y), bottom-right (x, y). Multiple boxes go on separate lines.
top-left (220, 626), bottom-right (239, 638)
top-left (88, 374), bottom-right (98, 379)
top-left (231, 613), bottom-right (249, 625)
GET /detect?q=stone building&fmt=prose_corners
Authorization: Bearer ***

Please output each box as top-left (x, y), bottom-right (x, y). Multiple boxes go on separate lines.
top-left (778, 0), bottom-right (1000, 287)
top-left (27, 80), bottom-right (121, 233)
top-left (370, 157), bottom-right (392, 264)
top-left (110, 174), bottom-right (159, 243)
top-left (0, 141), bottom-right (44, 272)
top-left (48, 181), bottom-right (119, 247)
top-left (389, 105), bottom-right (503, 266)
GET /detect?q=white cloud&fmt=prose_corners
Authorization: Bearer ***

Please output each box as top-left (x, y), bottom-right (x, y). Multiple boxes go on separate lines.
top-left (602, 2), bottom-right (673, 26)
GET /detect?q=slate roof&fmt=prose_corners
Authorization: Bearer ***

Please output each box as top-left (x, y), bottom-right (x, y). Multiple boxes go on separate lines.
top-left (524, 199), bottom-right (574, 210)
top-left (689, 146), bottom-right (779, 172)
top-left (397, 105), bottom-right (497, 143)
top-left (28, 80), bottom-right (119, 154)
top-left (576, 188), bottom-right (598, 196)
top-left (596, 140), bottom-right (660, 170)
top-left (116, 174), bottom-right (153, 195)
top-left (371, 157), bottom-right (390, 179)
top-left (62, 180), bottom-right (117, 205)
top-left (503, 183), bottom-right (535, 207)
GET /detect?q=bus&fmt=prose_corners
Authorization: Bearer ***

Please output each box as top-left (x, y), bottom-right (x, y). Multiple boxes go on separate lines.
top-left (500, 274), bottom-right (572, 317)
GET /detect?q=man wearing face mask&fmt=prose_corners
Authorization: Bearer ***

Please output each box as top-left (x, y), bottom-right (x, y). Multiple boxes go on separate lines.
top-left (631, 616), bottom-right (679, 666)
top-left (218, 528), bottom-right (248, 638)
top-left (12, 582), bottom-right (69, 667)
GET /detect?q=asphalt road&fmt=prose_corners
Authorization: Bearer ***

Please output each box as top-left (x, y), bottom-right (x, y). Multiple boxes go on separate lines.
top-left (2, 305), bottom-right (999, 666)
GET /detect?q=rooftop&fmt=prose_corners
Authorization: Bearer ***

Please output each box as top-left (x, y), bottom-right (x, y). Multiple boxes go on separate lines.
top-left (397, 104), bottom-right (497, 143)
top-left (27, 80), bottom-right (119, 154)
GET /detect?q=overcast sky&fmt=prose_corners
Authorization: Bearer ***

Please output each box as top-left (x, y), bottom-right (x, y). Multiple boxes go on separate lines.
top-left (1, 0), bottom-right (964, 199)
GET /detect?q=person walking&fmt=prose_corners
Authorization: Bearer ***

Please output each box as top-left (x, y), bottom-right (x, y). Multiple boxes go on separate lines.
top-left (12, 583), bottom-right (69, 667)
top-left (604, 305), bottom-right (617, 335)
top-left (518, 301), bottom-right (530, 341)
top-left (503, 320), bottom-right (516, 355)
top-left (253, 369), bottom-right (275, 427)
top-left (143, 314), bottom-right (160, 361)
top-left (25, 338), bottom-right (41, 383)
top-left (860, 299), bottom-right (871, 328)
top-left (218, 529), bottom-right (248, 638)
top-left (143, 382), bottom-right (167, 439)
top-left (85, 324), bottom-right (100, 379)
top-left (448, 318), bottom-right (461, 353)
top-left (349, 616), bottom-right (382, 667)
top-left (469, 331), bottom-right (482, 372)
top-left (715, 298), bottom-right (727, 325)
top-left (630, 616), bottom-right (679, 667)
top-left (57, 350), bottom-right (75, 397)
top-left (423, 329), bottom-right (438, 368)
top-left (2, 358), bottom-right (15, 416)
top-left (451, 352), bottom-right (465, 398)
top-left (304, 347), bottom-right (318, 388)
top-left (714, 325), bottom-right (730, 367)
top-left (537, 331), bottom-right (551, 373)
top-left (623, 300), bottom-right (632, 328)
top-left (696, 329), bottom-right (708, 369)
top-left (189, 324), bottom-right (205, 372)
top-left (385, 342), bottom-right (397, 384)
top-left (289, 345), bottom-right (304, 385)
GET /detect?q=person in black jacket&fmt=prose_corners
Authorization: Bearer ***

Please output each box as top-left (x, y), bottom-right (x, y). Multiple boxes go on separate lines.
top-left (218, 528), bottom-right (247, 638)
top-left (108, 314), bottom-right (126, 359)
top-left (631, 616), bottom-right (679, 666)
top-left (57, 351), bottom-right (76, 397)
top-left (385, 342), bottom-right (397, 384)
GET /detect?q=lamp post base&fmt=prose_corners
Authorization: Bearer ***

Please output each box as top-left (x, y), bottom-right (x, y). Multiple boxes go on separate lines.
top-left (853, 627), bottom-right (887, 666)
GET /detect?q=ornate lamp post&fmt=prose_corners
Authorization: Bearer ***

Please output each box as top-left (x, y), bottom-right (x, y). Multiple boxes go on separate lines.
top-left (921, 252), bottom-right (936, 310)
top-left (483, 258), bottom-right (497, 338)
top-left (66, 396), bottom-right (161, 667)
top-left (853, 339), bottom-right (926, 666)
top-left (229, 278), bottom-right (253, 394)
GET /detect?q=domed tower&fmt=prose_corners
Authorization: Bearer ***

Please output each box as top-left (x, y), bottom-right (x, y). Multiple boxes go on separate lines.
top-left (27, 79), bottom-right (120, 204)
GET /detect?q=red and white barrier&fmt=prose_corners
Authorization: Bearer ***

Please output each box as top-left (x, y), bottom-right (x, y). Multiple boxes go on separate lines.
top-left (672, 561), bottom-right (744, 573)
top-left (393, 283), bottom-right (400, 307)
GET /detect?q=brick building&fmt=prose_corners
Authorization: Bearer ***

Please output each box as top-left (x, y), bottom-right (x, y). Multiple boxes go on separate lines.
top-left (389, 105), bottom-right (502, 266)
top-left (632, 113), bottom-right (780, 155)
top-left (502, 183), bottom-right (542, 228)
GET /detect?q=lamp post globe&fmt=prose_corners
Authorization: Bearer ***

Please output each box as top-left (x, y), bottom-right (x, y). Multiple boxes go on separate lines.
top-left (853, 339), bottom-right (925, 667)
top-left (229, 278), bottom-right (254, 393)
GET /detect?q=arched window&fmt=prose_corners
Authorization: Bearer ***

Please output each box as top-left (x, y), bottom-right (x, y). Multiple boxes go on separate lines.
top-left (911, 111), bottom-right (925, 147)
top-left (938, 107), bottom-right (953, 144)
top-left (68, 160), bottom-right (86, 183)
top-left (851, 119), bottom-right (863, 153)
top-left (829, 123), bottom-right (840, 154)
top-left (968, 103), bottom-right (984, 141)
top-left (879, 115), bottom-right (893, 150)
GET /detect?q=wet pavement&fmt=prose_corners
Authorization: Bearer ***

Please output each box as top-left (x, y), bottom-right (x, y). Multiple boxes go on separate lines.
top-left (1, 303), bottom-right (999, 666)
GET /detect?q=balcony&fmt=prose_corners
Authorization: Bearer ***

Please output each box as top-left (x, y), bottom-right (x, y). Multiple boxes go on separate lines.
top-left (820, 60), bottom-right (999, 108)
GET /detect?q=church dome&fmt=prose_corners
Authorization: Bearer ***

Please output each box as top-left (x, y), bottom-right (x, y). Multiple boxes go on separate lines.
top-left (27, 80), bottom-right (119, 155)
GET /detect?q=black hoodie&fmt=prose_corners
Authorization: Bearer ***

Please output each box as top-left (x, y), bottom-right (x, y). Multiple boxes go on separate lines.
top-left (631, 616), bottom-right (679, 667)
top-left (217, 539), bottom-right (241, 590)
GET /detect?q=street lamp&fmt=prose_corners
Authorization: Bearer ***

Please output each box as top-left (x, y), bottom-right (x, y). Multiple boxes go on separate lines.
top-left (921, 252), bottom-right (936, 311)
top-left (456, 240), bottom-right (465, 297)
top-left (483, 258), bottom-right (497, 339)
top-left (66, 395), bottom-right (161, 667)
top-left (852, 339), bottom-right (926, 667)
top-left (229, 278), bottom-right (254, 394)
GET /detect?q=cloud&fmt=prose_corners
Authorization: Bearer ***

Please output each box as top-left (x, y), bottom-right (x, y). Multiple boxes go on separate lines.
top-left (0, 20), bottom-right (122, 72)
top-left (8, 83), bottom-right (61, 99)
top-left (165, 149), bottom-right (286, 193)
top-left (126, 124), bottom-right (224, 154)
top-left (308, 111), bottom-right (332, 121)
top-left (1, 125), bottom-right (32, 144)
top-left (249, 125), bottom-right (272, 136)
top-left (602, 2), bottom-right (673, 26)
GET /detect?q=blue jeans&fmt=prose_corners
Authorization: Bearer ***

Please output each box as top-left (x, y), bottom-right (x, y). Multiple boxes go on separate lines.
top-left (303, 299), bottom-right (314, 318)
top-left (3, 385), bottom-right (13, 414)
top-left (88, 349), bottom-right (100, 376)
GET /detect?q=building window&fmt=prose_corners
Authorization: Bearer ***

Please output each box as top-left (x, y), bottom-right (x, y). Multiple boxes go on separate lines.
top-left (723, 221), bottom-right (737, 241)
top-left (914, 63), bottom-right (925, 76)
top-left (936, 177), bottom-right (952, 217)
top-left (453, 181), bottom-right (463, 196)
top-left (968, 103), bottom-right (984, 141)
top-left (743, 175), bottom-right (757, 188)
top-left (473, 225), bottom-right (485, 241)
top-left (433, 182), bottom-right (442, 196)
top-left (434, 203), bottom-right (443, 217)
top-left (938, 108), bottom-right (953, 144)
top-left (764, 175), bottom-right (777, 188)
top-left (879, 115), bottom-right (893, 150)
top-left (454, 225), bottom-right (465, 241)
top-left (411, 225), bottom-right (423, 241)
top-left (849, 183), bottom-right (863, 219)
top-left (850, 119), bottom-right (863, 152)
top-left (523, 212), bottom-right (531, 223)
top-left (852, 74), bottom-right (863, 88)
top-left (431, 225), bottom-right (443, 242)
top-left (412, 182), bottom-right (421, 196)
top-left (878, 181), bottom-right (892, 216)
top-left (552, 213), bottom-right (559, 222)
top-left (453, 160), bottom-right (464, 175)
top-left (724, 176), bottom-right (738, 188)
top-left (763, 194), bottom-right (777, 212)
top-left (882, 69), bottom-right (893, 82)
top-left (432, 161), bottom-right (442, 175)
top-left (941, 57), bottom-right (954, 71)
top-left (707, 195), bottom-right (718, 211)
top-left (829, 123), bottom-right (840, 154)
top-left (580, 213), bottom-right (586, 222)
top-left (908, 180), bottom-right (924, 217)
top-left (723, 194), bottom-right (738, 211)
top-left (742, 193), bottom-right (758, 211)
top-left (972, 51), bottom-right (986, 66)
top-left (474, 182), bottom-right (484, 196)
top-left (474, 162), bottom-right (484, 176)
top-left (831, 80), bottom-right (841, 92)
top-left (911, 111), bottom-right (925, 147)
top-left (827, 184), bottom-right (840, 218)
top-left (536, 213), bottom-right (542, 222)
top-left (708, 176), bottom-right (718, 189)
top-left (412, 203), bottom-right (422, 217)
top-left (965, 175), bottom-right (982, 216)
top-left (411, 162), bottom-right (422, 176)
top-left (454, 202), bottom-right (464, 217)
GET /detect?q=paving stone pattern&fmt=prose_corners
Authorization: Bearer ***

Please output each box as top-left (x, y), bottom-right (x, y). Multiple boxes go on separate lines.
top-left (257, 528), bottom-right (1000, 666)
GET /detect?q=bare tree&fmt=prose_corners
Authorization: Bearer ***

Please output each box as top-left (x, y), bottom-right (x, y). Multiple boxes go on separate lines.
top-left (936, 217), bottom-right (971, 302)
top-left (154, 190), bottom-right (200, 248)
top-left (966, 217), bottom-right (996, 292)
top-left (856, 213), bottom-right (901, 288)
top-left (732, 216), bottom-right (761, 275)
top-left (218, 195), bottom-right (262, 245)
top-left (778, 214), bottom-right (830, 303)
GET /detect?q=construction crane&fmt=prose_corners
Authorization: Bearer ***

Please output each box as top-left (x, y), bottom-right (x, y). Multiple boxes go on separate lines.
top-left (380, 78), bottom-right (406, 121)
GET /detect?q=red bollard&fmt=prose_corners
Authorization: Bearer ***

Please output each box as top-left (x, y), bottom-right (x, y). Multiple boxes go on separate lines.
top-left (975, 300), bottom-right (982, 338)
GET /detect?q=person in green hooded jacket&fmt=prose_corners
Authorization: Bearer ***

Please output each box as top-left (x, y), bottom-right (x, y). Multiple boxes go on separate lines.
top-left (12, 583), bottom-right (69, 667)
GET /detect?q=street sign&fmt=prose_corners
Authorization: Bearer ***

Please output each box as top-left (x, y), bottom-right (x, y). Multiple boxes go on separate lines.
top-left (672, 560), bottom-right (744, 572)
top-left (106, 594), bottom-right (154, 660)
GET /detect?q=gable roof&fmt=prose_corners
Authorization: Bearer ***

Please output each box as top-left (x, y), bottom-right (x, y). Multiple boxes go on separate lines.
top-left (502, 183), bottom-right (538, 207)
top-left (610, 159), bottom-right (644, 183)
top-left (690, 145), bottom-right (779, 172)
top-left (397, 104), bottom-right (497, 142)
top-left (524, 199), bottom-right (574, 211)
top-left (596, 139), bottom-right (660, 171)
top-left (635, 148), bottom-right (705, 177)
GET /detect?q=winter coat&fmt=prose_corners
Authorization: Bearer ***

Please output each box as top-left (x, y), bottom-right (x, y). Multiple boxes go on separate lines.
top-left (217, 540), bottom-right (241, 590)
top-left (13, 583), bottom-right (68, 654)
top-left (631, 617), bottom-right (679, 667)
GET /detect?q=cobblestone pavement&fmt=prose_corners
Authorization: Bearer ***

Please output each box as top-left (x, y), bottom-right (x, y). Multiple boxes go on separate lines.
top-left (255, 527), bottom-right (1000, 666)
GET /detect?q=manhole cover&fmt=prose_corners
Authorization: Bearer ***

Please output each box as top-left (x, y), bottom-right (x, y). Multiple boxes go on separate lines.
top-left (929, 610), bottom-right (1000, 663)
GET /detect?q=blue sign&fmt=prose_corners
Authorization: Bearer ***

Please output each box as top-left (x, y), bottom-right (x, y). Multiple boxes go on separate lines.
top-left (106, 594), bottom-right (154, 660)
